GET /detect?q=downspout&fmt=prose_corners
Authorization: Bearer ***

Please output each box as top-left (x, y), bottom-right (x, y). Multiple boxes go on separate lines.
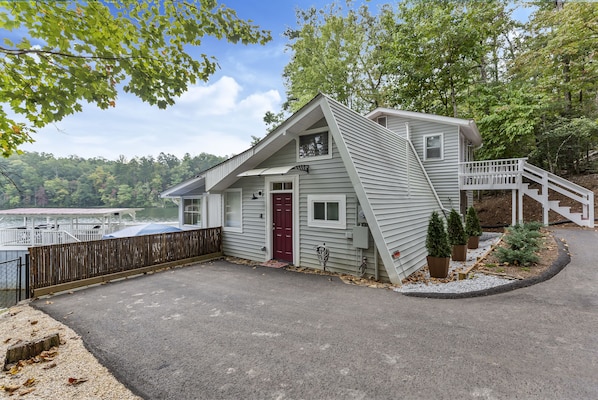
top-left (374, 247), bottom-right (379, 281)
top-left (408, 140), bottom-right (447, 215)
top-left (405, 122), bottom-right (411, 197)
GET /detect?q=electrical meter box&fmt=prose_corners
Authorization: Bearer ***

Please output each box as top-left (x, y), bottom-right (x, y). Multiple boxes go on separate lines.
top-left (352, 226), bottom-right (369, 249)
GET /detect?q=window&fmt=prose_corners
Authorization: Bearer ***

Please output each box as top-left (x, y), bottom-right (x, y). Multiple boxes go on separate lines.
top-left (297, 129), bottom-right (331, 161)
top-left (271, 182), bottom-right (293, 191)
top-left (223, 189), bottom-right (242, 232)
top-left (307, 195), bottom-right (346, 229)
top-left (376, 116), bottom-right (387, 128)
top-left (424, 133), bottom-right (443, 161)
top-left (183, 198), bottom-right (201, 226)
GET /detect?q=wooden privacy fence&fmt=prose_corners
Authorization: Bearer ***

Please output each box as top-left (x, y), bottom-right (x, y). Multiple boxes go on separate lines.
top-left (29, 227), bottom-right (222, 296)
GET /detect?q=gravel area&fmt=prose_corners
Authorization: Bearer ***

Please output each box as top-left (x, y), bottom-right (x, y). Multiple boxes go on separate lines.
top-left (0, 304), bottom-right (140, 399)
top-left (395, 232), bottom-right (514, 294)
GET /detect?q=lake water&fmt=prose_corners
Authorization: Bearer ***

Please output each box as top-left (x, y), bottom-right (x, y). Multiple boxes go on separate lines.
top-left (0, 207), bottom-right (179, 228)
top-left (0, 207), bottom-right (180, 308)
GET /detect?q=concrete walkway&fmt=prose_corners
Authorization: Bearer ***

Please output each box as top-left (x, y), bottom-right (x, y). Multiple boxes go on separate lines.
top-left (33, 228), bottom-right (598, 399)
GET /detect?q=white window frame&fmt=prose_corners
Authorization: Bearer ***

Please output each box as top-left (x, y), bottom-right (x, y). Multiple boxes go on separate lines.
top-left (223, 188), bottom-right (242, 233)
top-left (423, 133), bottom-right (444, 161)
top-left (307, 194), bottom-right (346, 229)
top-left (297, 127), bottom-right (332, 162)
top-left (182, 196), bottom-right (203, 228)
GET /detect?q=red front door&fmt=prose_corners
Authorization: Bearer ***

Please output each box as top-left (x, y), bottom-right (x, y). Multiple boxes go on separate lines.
top-left (273, 193), bottom-right (293, 263)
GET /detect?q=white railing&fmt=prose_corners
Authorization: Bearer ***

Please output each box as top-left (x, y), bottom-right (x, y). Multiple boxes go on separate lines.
top-left (522, 163), bottom-right (594, 227)
top-left (459, 158), bottom-right (525, 190)
top-left (0, 224), bottom-right (128, 247)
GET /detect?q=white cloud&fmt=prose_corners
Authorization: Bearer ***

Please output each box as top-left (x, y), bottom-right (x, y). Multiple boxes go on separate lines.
top-left (177, 76), bottom-right (242, 116)
top-left (20, 76), bottom-right (283, 160)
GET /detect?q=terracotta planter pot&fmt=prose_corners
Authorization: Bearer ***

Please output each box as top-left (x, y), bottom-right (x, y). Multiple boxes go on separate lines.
top-left (451, 244), bottom-right (467, 261)
top-left (467, 236), bottom-right (480, 249)
top-left (427, 256), bottom-right (450, 278)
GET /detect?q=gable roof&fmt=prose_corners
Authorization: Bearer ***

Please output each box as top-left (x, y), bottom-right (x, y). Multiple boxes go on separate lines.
top-left (366, 108), bottom-right (482, 146)
top-left (162, 94), bottom-right (466, 282)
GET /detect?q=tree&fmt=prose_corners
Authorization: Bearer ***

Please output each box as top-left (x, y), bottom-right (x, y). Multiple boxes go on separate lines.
top-left (382, 0), bottom-right (514, 118)
top-left (283, 2), bottom-right (390, 113)
top-left (0, 1), bottom-right (271, 157)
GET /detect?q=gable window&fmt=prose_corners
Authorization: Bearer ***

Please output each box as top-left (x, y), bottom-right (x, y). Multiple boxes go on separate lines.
top-left (223, 189), bottom-right (242, 232)
top-left (307, 195), bottom-right (346, 229)
top-left (297, 128), bottom-right (331, 161)
top-left (376, 116), bottom-right (387, 128)
top-left (183, 197), bottom-right (202, 226)
top-left (423, 133), bottom-right (443, 161)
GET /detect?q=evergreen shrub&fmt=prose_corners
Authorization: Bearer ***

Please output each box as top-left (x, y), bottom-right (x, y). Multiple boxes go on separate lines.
top-left (447, 209), bottom-right (468, 246)
top-left (426, 211), bottom-right (452, 258)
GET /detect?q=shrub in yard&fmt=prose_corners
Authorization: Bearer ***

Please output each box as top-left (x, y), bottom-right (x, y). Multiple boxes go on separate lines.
top-left (447, 209), bottom-right (468, 246)
top-left (426, 211), bottom-right (452, 258)
top-left (465, 206), bottom-right (482, 237)
top-left (496, 223), bottom-right (542, 266)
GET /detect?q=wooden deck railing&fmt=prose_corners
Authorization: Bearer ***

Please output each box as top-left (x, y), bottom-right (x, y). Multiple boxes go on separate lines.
top-left (29, 227), bottom-right (222, 295)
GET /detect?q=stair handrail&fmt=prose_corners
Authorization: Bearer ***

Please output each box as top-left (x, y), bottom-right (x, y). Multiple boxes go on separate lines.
top-left (522, 162), bottom-right (594, 225)
top-left (522, 163), bottom-right (592, 204)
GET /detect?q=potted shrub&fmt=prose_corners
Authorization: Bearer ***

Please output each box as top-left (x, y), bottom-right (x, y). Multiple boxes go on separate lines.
top-left (447, 209), bottom-right (468, 261)
top-left (465, 206), bottom-right (482, 249)
top-left (425, 211), bottom-right (451, 278)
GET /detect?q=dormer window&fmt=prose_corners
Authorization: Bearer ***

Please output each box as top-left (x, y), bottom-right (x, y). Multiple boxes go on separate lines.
top-left (297, 128), bottom-right (331, 161)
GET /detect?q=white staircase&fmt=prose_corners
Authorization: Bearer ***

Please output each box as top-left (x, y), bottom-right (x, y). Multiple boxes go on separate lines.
top-left (460, 158), bottom-right (595, 228)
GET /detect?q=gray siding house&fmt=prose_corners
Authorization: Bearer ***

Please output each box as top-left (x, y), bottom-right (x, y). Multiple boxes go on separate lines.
top-left (162, 94), bottom-right (484, 284)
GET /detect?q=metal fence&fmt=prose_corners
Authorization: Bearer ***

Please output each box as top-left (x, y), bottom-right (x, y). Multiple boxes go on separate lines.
top-left (0, 257), bottom-right (28, 309)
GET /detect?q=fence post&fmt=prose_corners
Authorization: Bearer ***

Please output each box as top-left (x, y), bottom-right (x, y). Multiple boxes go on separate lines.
top-left (17, 257), bottom-right (22, 303)
top-left (25, 253), bottom-right (30, 299)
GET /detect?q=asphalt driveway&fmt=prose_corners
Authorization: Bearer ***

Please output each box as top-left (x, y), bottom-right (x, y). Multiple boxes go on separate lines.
top-left (33, 228), bottom-right (598, 399)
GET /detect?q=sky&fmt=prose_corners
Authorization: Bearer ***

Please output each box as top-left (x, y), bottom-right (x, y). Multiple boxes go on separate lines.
top-left (14, 1), bottom-right (533, 161)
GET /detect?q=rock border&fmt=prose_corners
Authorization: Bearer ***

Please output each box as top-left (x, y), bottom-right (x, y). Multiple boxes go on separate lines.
top-left (402, 234), bottom-right (570, 299)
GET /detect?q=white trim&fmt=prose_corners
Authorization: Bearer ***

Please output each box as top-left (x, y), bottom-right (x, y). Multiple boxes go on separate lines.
top-left (265, 175), bottom-right (299, 265)
top-left (223, 188), bottom-right (243, 233)
top-left (307, 194), bottom-right (347, 229)
top-left (296, 127), bottom-right (332, 162)
top-left (423, 133), bottom-right (444, 161)
top-left (365, 107), bottom-right (481, 146)
top-left (237, 165), bottom-right (296, 177)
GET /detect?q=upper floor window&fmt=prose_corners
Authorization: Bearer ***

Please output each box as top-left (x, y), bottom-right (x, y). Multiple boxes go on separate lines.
top-left (423, 133), bottom-right (443, 161)
top-left (376, 116), bottom-right (387, 128)
top-left (183, 197), bottom-right (201, 226)
top-left (297, 128), bottom-right (331, 161)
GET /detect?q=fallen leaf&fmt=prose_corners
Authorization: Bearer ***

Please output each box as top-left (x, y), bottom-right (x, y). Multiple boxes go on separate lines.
top-left (9, 365), bottom-right (21, 375)
top-left (3, 337), bottom-right (11, 344)
top-left (42, 362), bottom-right (57, 370)
top-left (22, 378), bottom-right (35, 387)
top-left (30, 320), bottom-right (38, 325)
top-left (67, 377), bottom-right (88, 385)
top-left (19, 387), bottom-right (35, 396)
top-left (3, 384), bottom-right (20, 393)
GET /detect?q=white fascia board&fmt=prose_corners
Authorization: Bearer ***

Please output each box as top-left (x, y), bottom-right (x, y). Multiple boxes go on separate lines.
top-left (367, 108), bottom-right (482, 146)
